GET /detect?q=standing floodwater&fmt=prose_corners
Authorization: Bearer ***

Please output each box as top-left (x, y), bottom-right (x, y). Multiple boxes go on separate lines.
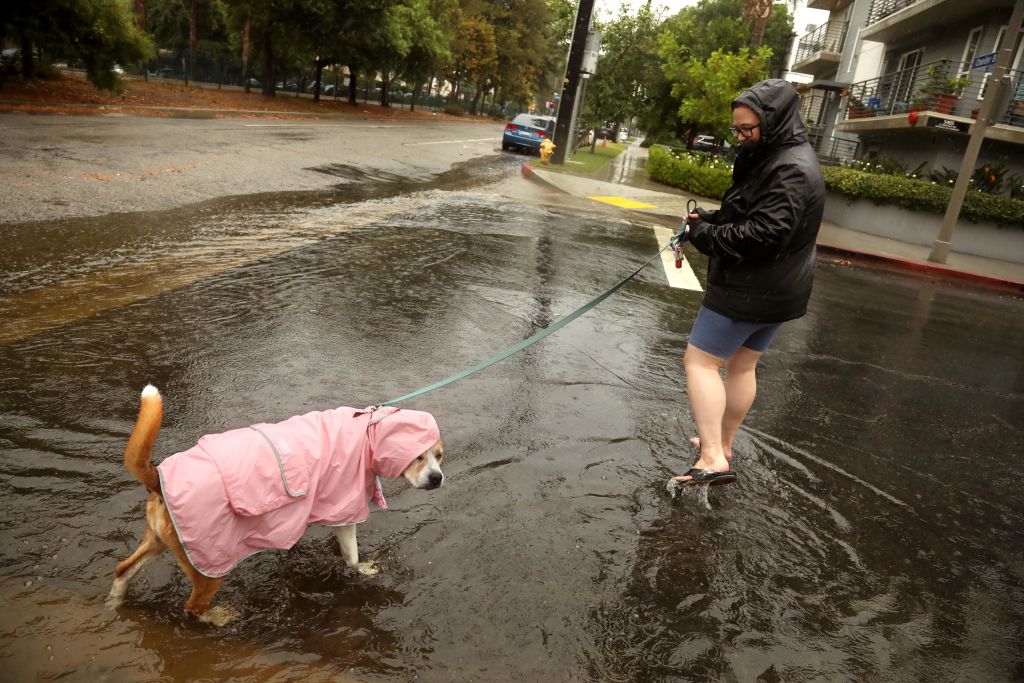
top-left (1, 163), bottom-right (1022, 681)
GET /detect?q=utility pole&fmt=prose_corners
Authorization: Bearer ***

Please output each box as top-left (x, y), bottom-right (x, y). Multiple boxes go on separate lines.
top-left (552, 0), bottom-right (597, 165)
top-left (929, 0), bottom-right (1024, 263)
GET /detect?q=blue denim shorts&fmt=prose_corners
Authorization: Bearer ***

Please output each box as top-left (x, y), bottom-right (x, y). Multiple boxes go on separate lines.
top-left (688, 306), bottom-right (782, 360)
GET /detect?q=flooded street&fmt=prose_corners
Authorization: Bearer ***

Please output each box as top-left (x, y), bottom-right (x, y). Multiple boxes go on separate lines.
top-left (1, 155), bottom-right (1023, 681)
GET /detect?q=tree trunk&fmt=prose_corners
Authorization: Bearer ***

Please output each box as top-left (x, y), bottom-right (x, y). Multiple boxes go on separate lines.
top-left (470, 86), bottom-right (483, 115)
top-left (260, 24), bottom-right (274, 95)
top-left (743, 0), bottom-right (772, 47)
top-left (19, 32), bottom-right (34, 79)
top-left (410, 80), bottom-right (421, 112)
top-left (188, 0), bottom-right (198, 82)
top-left (313, 61), bottom-right (324, 102)
top-left (380, 73), bottom-right (390, 107)
top-left (134, 0), bottom-right (147, 79)
top-left (241, 17), bottom-right (251, 87)
top-left (348, 68), bottom-right (358, 104)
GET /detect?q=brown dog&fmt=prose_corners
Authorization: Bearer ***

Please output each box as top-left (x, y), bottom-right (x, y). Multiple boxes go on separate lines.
top-left (107, 385), bottom-right (444, 623)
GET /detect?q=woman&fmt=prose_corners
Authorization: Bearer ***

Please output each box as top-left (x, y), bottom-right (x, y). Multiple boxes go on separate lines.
top-left (674, 78), bottom-right (825, 486)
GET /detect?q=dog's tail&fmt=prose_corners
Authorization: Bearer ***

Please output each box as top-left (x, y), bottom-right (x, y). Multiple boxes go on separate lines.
top-left (124, 384), bottom-right (163, 493)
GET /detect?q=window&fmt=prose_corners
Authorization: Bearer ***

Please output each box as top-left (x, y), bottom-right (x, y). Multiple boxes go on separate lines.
top-left (979, 25), bottom-right (1024, 99)
top-left (959, 27), bottom-right (983, 78)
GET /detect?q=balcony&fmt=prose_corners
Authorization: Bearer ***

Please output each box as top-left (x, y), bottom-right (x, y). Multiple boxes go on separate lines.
top-left (862, 0), bottom-right (1014, 43)
top-left (836, 59), bottom-right (1024, 145)
top-left (792, 21), bottom-right (848, 78)
top-left (807, 0), bottom-right (851, 10)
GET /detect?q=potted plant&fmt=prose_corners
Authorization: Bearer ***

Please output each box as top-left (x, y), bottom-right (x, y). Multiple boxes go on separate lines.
top-left (911, 61), bottom-right (972, 114)
top-left (847, 95), bottom-right (872, 119)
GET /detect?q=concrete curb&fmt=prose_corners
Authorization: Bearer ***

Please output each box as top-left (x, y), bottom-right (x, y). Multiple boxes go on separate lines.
top-left (816, 242), bottom-right (1024, 292)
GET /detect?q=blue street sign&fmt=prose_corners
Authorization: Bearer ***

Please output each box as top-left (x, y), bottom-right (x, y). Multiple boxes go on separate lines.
top-left (971, 52), bottom-right (997, 70)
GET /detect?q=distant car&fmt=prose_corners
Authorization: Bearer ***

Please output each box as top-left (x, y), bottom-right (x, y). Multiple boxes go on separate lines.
top-left (112, 64), bottom-right (125, 76)
top-left (247, 78), bottom-right (260, 89)
top-left (502, 114), bottom-right (556, 154)
top-left (617, 130), bottom-right (629, 142)
top-left (692, 134), bottom-right (718, 151)
top-left (596, 126), bottom-right (615, 140)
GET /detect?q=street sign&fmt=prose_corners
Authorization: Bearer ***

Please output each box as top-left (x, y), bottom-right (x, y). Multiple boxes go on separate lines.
top-left (971, 52), bottom-right (997, 70)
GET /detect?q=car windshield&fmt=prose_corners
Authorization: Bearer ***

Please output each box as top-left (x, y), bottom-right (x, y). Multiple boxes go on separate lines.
top-left (513, 115), bottom-right (553, 130)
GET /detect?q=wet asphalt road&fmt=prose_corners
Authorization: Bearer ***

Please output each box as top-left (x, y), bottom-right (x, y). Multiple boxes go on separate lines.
top-left (1, 116), bottom-right (1023, 682)
top-left (0, 112), bottom-right (505, 223)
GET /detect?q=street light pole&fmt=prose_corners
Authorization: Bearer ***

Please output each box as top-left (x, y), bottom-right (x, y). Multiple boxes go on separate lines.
top-left (929, 0), bottom-right (1024, 263)
top-left (551, 0), bottom-right (596, 165)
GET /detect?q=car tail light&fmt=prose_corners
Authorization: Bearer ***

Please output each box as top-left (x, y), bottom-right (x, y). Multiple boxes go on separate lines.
top-left (505, 124), bottom-right (517, 131)
top-left (537, 131), bottom-right (547, 139)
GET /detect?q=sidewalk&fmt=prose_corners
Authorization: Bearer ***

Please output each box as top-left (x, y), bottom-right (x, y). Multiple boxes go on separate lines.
top-left (523, 145), bottom-right (1024, 292)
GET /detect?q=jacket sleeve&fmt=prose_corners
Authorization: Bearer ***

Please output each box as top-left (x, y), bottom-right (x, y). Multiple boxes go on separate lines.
top-left (687, 163), bottom-right (807, 262)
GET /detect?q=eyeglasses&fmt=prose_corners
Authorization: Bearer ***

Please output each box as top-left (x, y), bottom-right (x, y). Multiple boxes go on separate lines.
top-left (728, 124), bottom-right (759, 138)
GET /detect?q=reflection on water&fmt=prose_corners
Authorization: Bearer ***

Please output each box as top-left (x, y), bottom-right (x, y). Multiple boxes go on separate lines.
top-left (1, 164), bottom-right (1022, 681)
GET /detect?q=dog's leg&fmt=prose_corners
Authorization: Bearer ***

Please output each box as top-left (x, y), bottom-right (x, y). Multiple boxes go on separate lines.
top-left (150, 499), bottom-right (233, 625)
top-left (107, 523), bottom-right (166, 608)
top-left (333, 524), bottom-right (379, 576)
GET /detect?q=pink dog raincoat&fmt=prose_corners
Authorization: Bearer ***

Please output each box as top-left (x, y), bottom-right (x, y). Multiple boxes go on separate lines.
top-left (157, 406), bottom-right (440, 577)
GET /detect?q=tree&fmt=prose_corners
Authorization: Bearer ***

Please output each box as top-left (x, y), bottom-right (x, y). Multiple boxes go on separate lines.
top-left (662, 46), bottom-right (772, 139)
top-left (402, 0), bottom-right (455, 110)
top-left (645, 0), bottom-right (793, 140)
top-left (444, 16), bottom-right (498, 107)
top-left (581, 4), bottom-right (662, 136)
top-left (1, 0), bottom-right (153, 89)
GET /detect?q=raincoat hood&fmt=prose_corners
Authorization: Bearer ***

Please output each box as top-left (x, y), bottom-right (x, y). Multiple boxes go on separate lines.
top-left (732, 78), bottom-right (807, 151)
top-left (366, 407), bottom-right (441, 477)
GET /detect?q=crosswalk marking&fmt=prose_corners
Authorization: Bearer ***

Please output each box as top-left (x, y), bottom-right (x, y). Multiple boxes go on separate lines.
top-left (588, 195), bottom-right (656, 209)
top-left (652, 226), bottom-right (702, 291)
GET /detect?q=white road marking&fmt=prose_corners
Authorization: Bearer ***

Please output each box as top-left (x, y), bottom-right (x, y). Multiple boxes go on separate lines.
top-left (402, 138), bottom-right (497, 146)
top-left (652, 226), bottom-right (702, 291)
top-left (243, 124), bottom-right (397, 128)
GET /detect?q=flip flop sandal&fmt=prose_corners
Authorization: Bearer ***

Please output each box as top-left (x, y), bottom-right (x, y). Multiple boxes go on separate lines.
top-left (679, 467), bottom-right (737, 487)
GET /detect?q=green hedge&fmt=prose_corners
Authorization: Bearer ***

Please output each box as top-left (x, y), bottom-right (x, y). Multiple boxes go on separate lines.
top-left (823, 166), bottom-right (1024, 228)
top-left (647, 148), bottom-right (1024, 228)
top-left (647, 145), bottom-right (732, 200)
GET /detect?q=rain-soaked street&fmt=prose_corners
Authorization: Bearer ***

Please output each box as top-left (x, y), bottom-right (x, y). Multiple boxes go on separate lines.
top-left (1, 143), bottom-right (1023, 681)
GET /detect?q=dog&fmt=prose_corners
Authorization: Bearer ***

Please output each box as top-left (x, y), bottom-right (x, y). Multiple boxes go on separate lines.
top-left (107, 384), bottom-right (444, 623)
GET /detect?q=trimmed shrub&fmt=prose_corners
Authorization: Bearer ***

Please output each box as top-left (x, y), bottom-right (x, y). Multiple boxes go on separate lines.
top-left (647, 145), bottom-right (732, 200)
top-left (822, 166), bottom-right (1024, 228)
top-left (443, 104), bottom-right (464, 116)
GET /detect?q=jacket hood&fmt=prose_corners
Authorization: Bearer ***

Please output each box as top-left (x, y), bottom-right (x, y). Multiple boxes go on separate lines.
top-left (366, 407), bottom-right (441, 477)
top-left (732, 79), bottom-right (806, 150)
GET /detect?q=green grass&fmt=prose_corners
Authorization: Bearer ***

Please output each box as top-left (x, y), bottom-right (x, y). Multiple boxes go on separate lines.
top-left (540, 141), bottom-right (627, 175)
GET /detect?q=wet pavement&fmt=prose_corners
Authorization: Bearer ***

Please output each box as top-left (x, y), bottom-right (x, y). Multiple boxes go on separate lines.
top-left (1, 153), bottom-right (1023, 682)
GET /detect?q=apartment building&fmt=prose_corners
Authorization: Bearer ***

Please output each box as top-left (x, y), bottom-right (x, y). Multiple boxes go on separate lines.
top-left (790, 0), bottom-right (1024, 178)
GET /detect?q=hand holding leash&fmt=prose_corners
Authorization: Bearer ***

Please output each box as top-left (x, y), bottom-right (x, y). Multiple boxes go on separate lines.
top-left (671, 199), bottom-right (698, 268)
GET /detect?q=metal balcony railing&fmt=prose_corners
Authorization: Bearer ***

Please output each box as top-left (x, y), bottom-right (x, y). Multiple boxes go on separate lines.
top-left (793, 20), bottom-right (849, 65)
top-left (866, 0), bottom-right (922, 26)
top-left (841, 58), bottom-right (1024, 128)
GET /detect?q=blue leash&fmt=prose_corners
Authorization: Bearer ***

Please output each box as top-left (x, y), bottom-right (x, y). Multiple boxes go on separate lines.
top-left (376, 217), bottom-right (692, 408)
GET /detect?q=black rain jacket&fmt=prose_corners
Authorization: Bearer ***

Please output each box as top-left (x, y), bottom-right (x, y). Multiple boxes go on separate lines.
top-left (687, 79), bottom-right (825, 323)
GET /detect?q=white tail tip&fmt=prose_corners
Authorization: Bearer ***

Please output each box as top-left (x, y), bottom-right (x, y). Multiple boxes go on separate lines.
top-left (141, 384), bottom-right (160, 398)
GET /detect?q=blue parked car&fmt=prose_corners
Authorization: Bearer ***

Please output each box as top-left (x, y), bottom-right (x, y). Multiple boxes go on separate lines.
top-left (502, 114), bottom-right (556, 154)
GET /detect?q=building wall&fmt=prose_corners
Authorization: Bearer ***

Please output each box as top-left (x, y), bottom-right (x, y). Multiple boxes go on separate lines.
top-left (858, 130), bottom-right (1024, 179)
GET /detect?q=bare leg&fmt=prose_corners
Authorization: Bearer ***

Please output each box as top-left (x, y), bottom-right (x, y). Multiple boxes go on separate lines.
top-left (687, 347), bottom-right (762, 463)
top-left (675, 344), bottom-right (729, 482)
top-left (721, 347), bottom-right (761, 454)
